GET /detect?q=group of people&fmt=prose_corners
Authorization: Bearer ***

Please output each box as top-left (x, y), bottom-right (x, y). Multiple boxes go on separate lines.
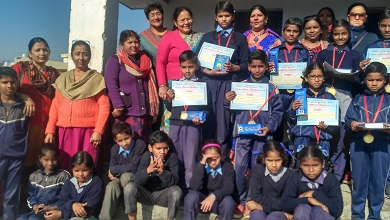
top-left (1, 1), bottom-right (390, 220)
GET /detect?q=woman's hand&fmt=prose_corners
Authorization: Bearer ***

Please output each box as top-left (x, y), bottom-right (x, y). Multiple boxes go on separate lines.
top-left (225, 91), bottom-right (236, 102)
top-left (17, 93), bottom-right (36, 117)
top-left (111, 108), bottom-right (123, 118)
top-left (72, 202), bottom-right (88, 218)
top-left (359, 58), bottom-right (371, 70)
top-left (166, 89), bottom-right (175, 102)
top-left (200, 194), bottom-right (216, 212)
top-left (90, 132), bottom-right (102, 148)
top-left (44, 210), bottom-right (61, 220)
top-left (159, 85), bottom-right (168, 100)
top-left (44, 134), bottom-right (55, 144)
top-left (350, 121), bottom-right (364, 132)
top-left (291, 100), bottom-right (302, 110)
top-left (246, 200), bottom-right (263, 211)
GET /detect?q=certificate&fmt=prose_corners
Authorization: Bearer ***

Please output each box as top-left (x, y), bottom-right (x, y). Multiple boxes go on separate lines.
top-left (172, 81), bottom-right (208, 107)
top-left (198, 42), bottom-right (235, 69)
top-left (366, 48), bottom-right (390, 73)
top-left (297, 98), bottom-right (339, 126)
top-left (230, 82), bottom-right (269, 111)
top-left (271, 62), bottom-right (306, 89)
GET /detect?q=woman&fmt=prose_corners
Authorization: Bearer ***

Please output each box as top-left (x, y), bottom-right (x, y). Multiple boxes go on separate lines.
top-left (44, 40), bottom-right (110, 170)
top-left (12, 37), bottom-right (60, 168)
top-left (105, 30), bottom-right (159, 142)
top-left (318, 7), bottom-right (336, 41)
top-left (347, 3), bottom-right (378, 55)
top-left (243, 5), bottom-right (281, 54)
top-left (299, 15), bottom-right (329, 62)
top-left (139, 2), bottom-right (170, 65)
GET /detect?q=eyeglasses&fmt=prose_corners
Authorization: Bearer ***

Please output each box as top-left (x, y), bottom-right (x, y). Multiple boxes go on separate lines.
top-left (348, 13), bottom-right (367, 19)
top-left (149, 12), bottom-right (162, 18)
top-left (176, 18), bottom-right (192, 24)
top-left (307, 75), bottom-right (324, 80)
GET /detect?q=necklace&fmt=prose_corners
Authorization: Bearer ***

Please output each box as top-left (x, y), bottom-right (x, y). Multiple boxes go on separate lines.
top-left (251, 30), bottom-right (266, 43)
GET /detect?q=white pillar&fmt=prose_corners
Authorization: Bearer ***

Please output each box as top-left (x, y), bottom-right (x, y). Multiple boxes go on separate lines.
top-left (68, 0), bottom-right (119, 73)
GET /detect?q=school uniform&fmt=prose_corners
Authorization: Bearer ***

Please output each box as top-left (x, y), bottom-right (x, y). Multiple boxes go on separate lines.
top-left (247, 164), bottom-right (294, 220)
top-left (281, 171), bottom-right (343, 220)
top-left (196, 27), bottom-right (249, 159)
top-left (166, 78), bottom-right (210, 190)
top-left (184, 161), bottom-right (235, 220)
top-left (345, 88), bottom-right (390, 219)
top-left (231, 76), bottom-right (284, 205)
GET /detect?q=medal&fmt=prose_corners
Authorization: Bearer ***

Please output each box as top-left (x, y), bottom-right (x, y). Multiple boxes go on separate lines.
top-left (287, 89), bottom-right (295, 93)
top-left (363, 133), bottom-right (374, 144)
top-left (386, 84), bottom-right (390, 93)
top-left (180, 112), bottom-right (188, 120)
top-left (328, 49), bottom-right (346, 97)
top-left (248, 120), bottom-right (256, 124)
top-left (362, 94), bottom-right (385, 144)
top-left (328, 87), bottom-right (337, 96)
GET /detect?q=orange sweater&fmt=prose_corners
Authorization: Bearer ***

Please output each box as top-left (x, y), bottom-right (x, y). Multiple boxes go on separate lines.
top-left (45, 90), bottom-right (110, 135)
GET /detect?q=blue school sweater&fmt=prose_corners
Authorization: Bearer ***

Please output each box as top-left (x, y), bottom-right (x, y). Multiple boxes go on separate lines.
top-left (196, 31), bottom-right (249, 82)
top-left (281, 171), bottom-right (343, 218)
top-left (247, 164), bottom-right (294, 214)
top-left (350, 26), bottom-right (379, 56)
top-left (189, 160), bottom-right (235, 202)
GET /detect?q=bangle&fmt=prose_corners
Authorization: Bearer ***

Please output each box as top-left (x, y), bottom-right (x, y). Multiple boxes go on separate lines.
top-left (116, 108), bottom-right (124, 111)
top-left (159, 84), bottom-right (167, 87)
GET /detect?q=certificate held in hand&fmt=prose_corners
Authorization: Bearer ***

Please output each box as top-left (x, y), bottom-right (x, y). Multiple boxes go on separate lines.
top-left (171, 81), bottom-right (208, 107)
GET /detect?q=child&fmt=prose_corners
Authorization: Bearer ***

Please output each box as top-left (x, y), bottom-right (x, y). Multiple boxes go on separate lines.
top-left (99, 121), bottom-right (147, 219)
top-left (165, 50), bottom-right (210, 192)
top-left (184, 141), bottom-right (235, 220)
top-left (345, 62), bottom-right (390, 219)
top-left (0, 67), bottom-right (29, 219)
top-left (225, 50), bottom-right (283, 216)
top-left (124, 131), bottom-right (182, 220)
top-left (246, 141), bottom-right (294, 220)
top-left (289, 63), bottom-right (339, 160)
top-left (281, 146), bottom-right (343, 220)
top-left (43, 152), bottom-right (104, 220)
top-left (316, 19), bottom-right (362, 181)
top-left (196, 1), bottom-right (249, 159)
top-left (18, 144), bottom-right (70, 220)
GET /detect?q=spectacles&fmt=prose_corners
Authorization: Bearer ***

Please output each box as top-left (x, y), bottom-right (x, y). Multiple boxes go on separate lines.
top-left (149, 12), bottom-right (162, 18)
top-left (307, 75), bottom-right (324, 80)
top-left (176, 18), bottom-right (192, 24)
top-left (348, 13), bottom-right (367, 19)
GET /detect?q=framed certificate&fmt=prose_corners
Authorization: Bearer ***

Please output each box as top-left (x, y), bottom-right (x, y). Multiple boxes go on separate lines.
top-left (198, 42), bottom-right (235, 69)
top-left (230, 82), bottom-right (269, 111)
top-left (366, 48), bottom-right (390, 73)
top-left (271, 62), bottom-right (306, 89)
top-left (172, 81), bottom-right (208, 107)
top-left (297, 98), bottom-right (339, 126)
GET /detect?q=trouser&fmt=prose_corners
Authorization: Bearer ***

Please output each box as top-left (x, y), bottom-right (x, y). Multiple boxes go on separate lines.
top-left (249, 210), bottom-right (287, 220)
top-left (184, 190), bottom-right (235, 220)
top-left (331, 123), bottom-right (347, 181)
top-left (124, 183), bottom-right (182, 220)
top-left (293, 204), bottom-right (334, 220)
top-left (99, 172), bottom-right (134, 219)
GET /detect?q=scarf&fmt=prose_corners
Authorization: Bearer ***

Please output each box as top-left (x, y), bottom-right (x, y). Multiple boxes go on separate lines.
top-left (52, 69), bottom-right (106, 100)
top-left (116, 48), bottom-right (159, 117)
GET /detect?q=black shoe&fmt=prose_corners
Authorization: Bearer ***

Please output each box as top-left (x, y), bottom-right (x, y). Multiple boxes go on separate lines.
top-left (385, 184), bottom-right (390, 199)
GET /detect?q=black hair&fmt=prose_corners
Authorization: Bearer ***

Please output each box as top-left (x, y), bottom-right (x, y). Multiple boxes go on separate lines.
top-left (119, 30), bottom-right (139, 45)
top-left (179, 50), bottom-right (199, 65)
top-left (329, 19), bottom-right (351, 46)
top-left (248, 49), bottom-right (268, 68)
top-left (71, 151), bottom-right (94, 169)
top-left (28, 37), bottom-right (50, 51)
top-left (213, 1), bottom-right (236, 44)
top-left (302, 62), bottom-right (325, 87)
top-left (37, 143), bottom-right (60, 169)
top-left (71, 40), bottom-right (91, 55)
top-left (201, 139), bottom-right (222, 155)
top-left (259, 141), bottom-right (290, 167)
top-left (144, 2), bottom-right (164, 18)
top-left (149, 130), bottom-right (170, 146)
top-left (347, 3), bottom-right (368, 15)
top-left (172, 7), bottom-right (193, 30)
top-left (303, 15), bottom-right (322, 33)
top-left (283, 17), bottom-right (303, 35)
top-left (0, 67), bottom-right (18, 81)
top-left (317, 7), bottom-right (336, 26)
top-left (112, 121), bottom-right (133, 138)
top-left (379, 8), bottom-right (390, 22)
top-left (249, 5), bottom-right (268, 18)
top-left (364, 62), bottom-right (387, 80)
top-left (298, 145), bottom-right (325, 163)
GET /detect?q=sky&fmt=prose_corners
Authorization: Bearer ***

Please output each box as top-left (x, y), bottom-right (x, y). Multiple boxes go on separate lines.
top-left (0, 0), bottom-right (149, 62)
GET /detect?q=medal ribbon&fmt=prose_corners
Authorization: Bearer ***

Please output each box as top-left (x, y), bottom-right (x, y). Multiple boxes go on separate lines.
top-left (313, 126), bottom-right (321, 144)
top-left (283, 49), bottom-right (298, 63)
top-left (331, 48), bottom-right (346, 88)
top-left (183, 105), bottom-right (189, 112)
top-left (249, 88), bottom-right (276, 121)
top-left (218, 32), bottom-right (233, 47)
top-left (364, 94), bottom-right (384, 123)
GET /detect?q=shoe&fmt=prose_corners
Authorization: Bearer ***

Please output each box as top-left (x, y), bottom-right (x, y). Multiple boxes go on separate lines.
top-left (342, 171), bottom-right (352, 185)
top-left (234, 204), bottom-right (245, 219)
top-left (243, 206), bottom-right (251, 219)
top-left (385, 184), bottom-right (390, 199)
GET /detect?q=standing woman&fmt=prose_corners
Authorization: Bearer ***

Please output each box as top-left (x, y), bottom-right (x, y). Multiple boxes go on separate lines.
top-left (243, 5), bottom-right (282, 54)
top-left (347, 3), bottom-right (378, 56)
top-left (12, 37), bottom-right (60, 169)
top-left (299, 15), bottom-right (329, 62)
top-left (105, 30), bottom-right (159, 142)
top-left (317, 7), bottom-right (336, 41)
top-left (44, 40), bottom-right (110, 170)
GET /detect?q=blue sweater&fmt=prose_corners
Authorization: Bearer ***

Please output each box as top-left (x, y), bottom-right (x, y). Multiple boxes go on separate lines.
top-left (269, 42), bottom-right (312, 65)
top-left (350, 26), bottom-right (379, 56)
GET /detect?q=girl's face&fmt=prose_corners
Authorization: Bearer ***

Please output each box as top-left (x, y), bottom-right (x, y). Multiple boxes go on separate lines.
top-left (121, 36), bottom-right (140, 57)
top-left (71, 44), bottom-right (91, 70)
top-left (305, 69), bottom-right (324, 90)
top-left (318, 9), bottom-right (333, 27)
top-left (366, 72), bottom-right (385, 93)
top-left (304, 20), bottom-right (322, 42)
top-left (72, 163), bottom-right (92, 186)
top-left (347, 6), bottom-right (367, 27)
top-left (205, 149), bottom-right (221, 169)
top-left (332, 26), bottom-right (349, 47)
top-left (263, 151), bottom-right (283, 174)
top-left (248, 59), bottom-right (267, 81)
top-left (39, 151), bottom-right (59, 174)
top-left (215, 10), bottom-right (234, 29)
top-left (300, 157), bottom-right (324, 181)
top-left (250, 9), bottom-right (267, 31)
top-left (174, 10), bottom-right (193, 35)
top-left (28, 42), bottom-right (50, 66)
top-left (283, 25), bottom-right (300, 45)
top-left (379, 18), bottom-right (390, 40)
top-left (148, 9), bottom-right (164, 29)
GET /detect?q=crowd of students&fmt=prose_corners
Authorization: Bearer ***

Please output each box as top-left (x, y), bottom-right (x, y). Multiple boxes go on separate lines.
top-left (1, 1), bottom-right (390, 220)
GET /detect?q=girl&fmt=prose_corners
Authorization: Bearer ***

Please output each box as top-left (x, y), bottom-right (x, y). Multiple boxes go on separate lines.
top-left (345, 62), bottom-right (390, 219)
top-left (316, 19), bottom-right (362, 181)
top-left (246, 141), bottom-right (294, 220)
top-left (281, 146), bottom-right (343, 220)
top-left (43, 152), bottom-right (104, 220)
top-left (18, 144), bottom-right (70, 220)
top-left (289, 63), bottom-right (339, 161)
top-left (196, 1), bottom-right (249, 160)
top-left (225, 50), bottom-right (283, 217)
top-left (184, 141), bottom-right (235, 220)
